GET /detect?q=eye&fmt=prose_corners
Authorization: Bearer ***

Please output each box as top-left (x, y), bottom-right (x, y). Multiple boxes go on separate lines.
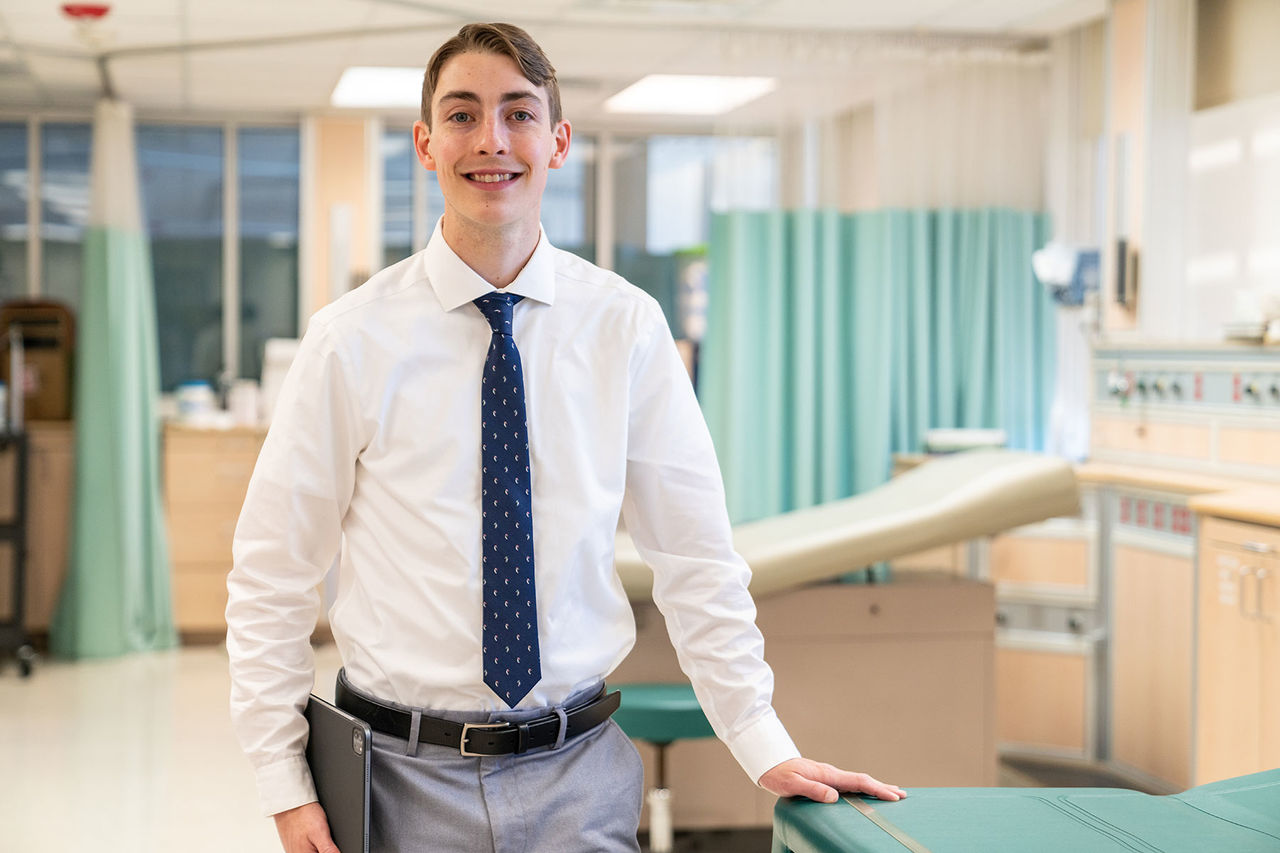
top-left (447, 111), bottom-right (472, 123)
top-left (511, 110), bottom-right (534, 122)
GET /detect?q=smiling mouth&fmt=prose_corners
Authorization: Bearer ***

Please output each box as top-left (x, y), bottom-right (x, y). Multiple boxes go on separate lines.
top-left (467, 172), bottom-right (519, 183)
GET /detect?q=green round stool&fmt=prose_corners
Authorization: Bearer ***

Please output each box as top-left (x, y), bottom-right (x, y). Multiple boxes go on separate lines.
top-left (614, 683), bottom-right (717, 853)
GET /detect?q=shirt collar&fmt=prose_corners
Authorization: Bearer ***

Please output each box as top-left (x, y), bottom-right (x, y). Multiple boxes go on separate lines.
top-left (425, 218), bottom-right (557, 312)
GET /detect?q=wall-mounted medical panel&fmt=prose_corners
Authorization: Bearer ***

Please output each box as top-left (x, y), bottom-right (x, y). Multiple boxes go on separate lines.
top-left (1093, 345), bottom-right (1280, 481)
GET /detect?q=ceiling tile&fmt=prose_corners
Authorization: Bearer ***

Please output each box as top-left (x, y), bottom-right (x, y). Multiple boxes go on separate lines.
top-left (924, 0), bottom-right (1067, 32)
top-left (6, 3), bottom-right (183, 52)
top-left (109, 53), bottom-right (186, 110)
top-left (0, 0), bottom-right (1085, 120)
top-left (23, 53), bottom-right (100, 104)
top-left (186, 0), bottom-right (372, 42)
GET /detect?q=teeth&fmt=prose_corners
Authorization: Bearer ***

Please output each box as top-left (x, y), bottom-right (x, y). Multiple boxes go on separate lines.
top-left (470, 173), bottom-right (514, 183)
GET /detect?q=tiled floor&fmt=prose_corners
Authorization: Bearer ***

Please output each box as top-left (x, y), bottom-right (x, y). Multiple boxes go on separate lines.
top-left (0, 643), bottom-right (343, 853)
top-left (0, 644), bottom-right (1151, 852)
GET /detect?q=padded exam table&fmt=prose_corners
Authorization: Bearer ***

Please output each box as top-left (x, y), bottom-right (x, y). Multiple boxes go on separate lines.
top-left (615, 448), bottom-right (1080, 600)
top-left (772, 770), bottom-right (1280, 853)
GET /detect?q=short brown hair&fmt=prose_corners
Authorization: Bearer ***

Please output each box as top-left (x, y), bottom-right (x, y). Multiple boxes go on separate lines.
top-left (421, 22), bottom-right (562, 128)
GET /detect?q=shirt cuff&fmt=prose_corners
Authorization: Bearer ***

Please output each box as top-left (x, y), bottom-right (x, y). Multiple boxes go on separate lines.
top-left (255, 754), bottom-right (319, 818)
top-left (723, 711), bottom-right (801, 785)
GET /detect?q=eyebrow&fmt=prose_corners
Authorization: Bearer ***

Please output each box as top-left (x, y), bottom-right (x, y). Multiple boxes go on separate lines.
top-left (437, 90), bottom-right (544, 109)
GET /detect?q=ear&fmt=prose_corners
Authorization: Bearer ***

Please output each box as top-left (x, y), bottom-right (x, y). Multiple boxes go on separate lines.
top-left (548, 119), bottom-right (571, 170)
top-left (412, 120), bottom-right (437, 171)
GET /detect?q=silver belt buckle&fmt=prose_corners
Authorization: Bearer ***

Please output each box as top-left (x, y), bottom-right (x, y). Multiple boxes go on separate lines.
top-left (459, 722), bottom-right (507, 757)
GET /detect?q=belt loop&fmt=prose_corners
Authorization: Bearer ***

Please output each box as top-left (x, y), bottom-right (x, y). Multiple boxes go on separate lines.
top-left (405, 709), bottom-right (422, 757)
top-left (515, 721), bottom-right (530, 755)
top-left (551, 705), bottom-right (569, 751)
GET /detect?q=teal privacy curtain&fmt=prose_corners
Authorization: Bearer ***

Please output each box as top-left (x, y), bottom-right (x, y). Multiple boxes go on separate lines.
top-left (51, 100), bottom-right (176, 657)
top-left (699, 208), bottom-right (1053, 524)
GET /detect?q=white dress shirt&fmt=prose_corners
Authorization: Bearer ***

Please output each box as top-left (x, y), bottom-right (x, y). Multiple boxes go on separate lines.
top-left (226, 223), bottom-right (800, 816)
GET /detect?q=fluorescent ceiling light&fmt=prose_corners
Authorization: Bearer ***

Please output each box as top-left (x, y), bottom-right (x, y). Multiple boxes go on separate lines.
top-left (605, 74), bottom-right (776, 115)
top-left (331, 67), bottom-right (422, 108)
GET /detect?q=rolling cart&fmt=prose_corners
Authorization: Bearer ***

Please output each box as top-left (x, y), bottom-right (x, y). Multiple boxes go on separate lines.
top-left (0, 430), bottom-right (33, 676)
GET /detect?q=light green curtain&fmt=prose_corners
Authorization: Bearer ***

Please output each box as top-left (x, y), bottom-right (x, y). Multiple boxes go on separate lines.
top-left (51, 100), bottom-right (176, 658)
top-left (700, 207), bottom-right (1053, 524)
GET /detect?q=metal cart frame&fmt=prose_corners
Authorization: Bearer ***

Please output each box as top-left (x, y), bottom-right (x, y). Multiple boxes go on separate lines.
top-left (0, 432), bottom-right (34, 676)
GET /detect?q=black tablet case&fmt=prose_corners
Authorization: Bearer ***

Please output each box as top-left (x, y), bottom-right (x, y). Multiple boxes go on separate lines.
top-left (304, 694), bottom-right (372, 853)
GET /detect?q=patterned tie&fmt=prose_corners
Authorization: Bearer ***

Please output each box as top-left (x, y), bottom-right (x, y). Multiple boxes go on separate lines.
top-left (473, 292), bottom-right (541, 707)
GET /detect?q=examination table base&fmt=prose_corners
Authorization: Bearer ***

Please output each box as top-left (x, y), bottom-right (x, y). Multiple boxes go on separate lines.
top-left (772, 769), bottom-right (1280, 853)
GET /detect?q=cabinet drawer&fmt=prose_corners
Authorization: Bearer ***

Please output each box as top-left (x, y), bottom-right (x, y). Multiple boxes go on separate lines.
top-left (165, 451), bottom-right (261, 507)
top-left (166, 427), bottom-right (266, 457)
top-left (756, 579), bottom-right (993, 640)
top-left (26, 424), bottom-right (74, 630)
top-left (172, 563), bottom-right (232, 632)
top-left (1201, 516), bottom-right (1280, 555)
top-left (0, 447), bottom-right (14, 522)
top-left (0, 541), bottom-right (15, 621)
top-left (1092, 417), bottom-right (1212, 460)
top-left (990, 535), bottom-right (1091, 591)
top-left (168, 506), bottom-right (239, 564)
top-left (997, 645), bottom-right (1088, 754)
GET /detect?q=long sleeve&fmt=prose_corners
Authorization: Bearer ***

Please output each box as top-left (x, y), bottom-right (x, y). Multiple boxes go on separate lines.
top-left (619, 305), bottom-right (800, 784)
top-left (225, 318), bottom-right (368, 816)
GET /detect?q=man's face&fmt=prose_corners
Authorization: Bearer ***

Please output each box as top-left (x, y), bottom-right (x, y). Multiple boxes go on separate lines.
top-left (413, 51), bottom-right (570, 237)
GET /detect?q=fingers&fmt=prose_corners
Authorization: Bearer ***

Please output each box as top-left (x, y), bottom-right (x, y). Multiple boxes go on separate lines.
top-left (788, 773), bottom-right (842, 804)
top-left (759, 758), bottom-right (908, 804)
top-left (826, 767), bottom-right (907, 802)
top-left (796, 761), bottom-right (908, 802)
top-left (274, 802), bottom-right (342, 853)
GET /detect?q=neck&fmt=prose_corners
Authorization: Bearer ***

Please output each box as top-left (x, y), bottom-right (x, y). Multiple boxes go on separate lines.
top-left (440, 214), bottom-right (541, 288)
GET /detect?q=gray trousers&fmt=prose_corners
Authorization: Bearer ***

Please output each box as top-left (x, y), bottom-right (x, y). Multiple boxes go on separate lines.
top-left (342, 677), bottom-right (644, 853)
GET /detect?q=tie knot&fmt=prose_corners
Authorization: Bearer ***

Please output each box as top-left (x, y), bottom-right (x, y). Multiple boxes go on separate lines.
top-left (473, 292), bottom-right (523, 335)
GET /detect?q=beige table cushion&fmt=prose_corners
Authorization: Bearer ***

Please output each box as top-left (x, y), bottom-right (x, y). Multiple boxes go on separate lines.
top-left (615, 449), bottom-right (1079, 600)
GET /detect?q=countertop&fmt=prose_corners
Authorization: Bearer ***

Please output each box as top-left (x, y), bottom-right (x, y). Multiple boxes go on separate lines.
top-left (895, 453), bottom-right (1273, 502)
top-left (1188, 488), bottom-right (1280, 528)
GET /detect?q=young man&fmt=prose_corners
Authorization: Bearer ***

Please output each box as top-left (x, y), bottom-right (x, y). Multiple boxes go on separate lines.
top-left (227, 22), bottom-right (904, 853)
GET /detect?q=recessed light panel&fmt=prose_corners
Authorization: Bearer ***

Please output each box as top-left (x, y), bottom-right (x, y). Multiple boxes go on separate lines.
top-left (331, 67), bottom-right (422, 109)
top-left (604, 74), bottom-right (777, 115)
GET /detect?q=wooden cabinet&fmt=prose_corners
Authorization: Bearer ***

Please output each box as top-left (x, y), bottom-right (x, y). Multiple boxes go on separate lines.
top-left (612, 578), bottom-right (996, 829)
top-left (985, 486), bottom-right (1100, 760)
top-left (0, 424), bottom-right (75, 634)
top-left (1110, 543), bottom-right (1194, 789)
top-left (27, 424), bottom-right (74, 631)
top-left (1194, 515), bottom-right (1280, 784)
top-left (1106, 489), bottom-right (1197, 791)
top-left (996, 644), bottom-right (1090, 754)
top-left (163, 424), bottom-right (266, 633)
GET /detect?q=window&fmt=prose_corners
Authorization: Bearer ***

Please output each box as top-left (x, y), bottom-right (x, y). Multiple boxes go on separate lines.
top-left (40, 123), bottom-right (92, 311)
top-left (238, 127), bottom-right (300, 383)
top-left (0, 120), bottom-right (92, 310)
top-left (382, 129), bottom-right (416, 267)
top-left (0, 122), bottom-right (27, 302)
top-left (137, 123), bottom-right (301, 392)
top-left (612, 134), bottom-right (777, 338)
top-left (544, 135), bottom-right (595, 262)
top-left (137, 125), bottom-right (225, 392)
top-left (381, 127), bottom-right (447, 267)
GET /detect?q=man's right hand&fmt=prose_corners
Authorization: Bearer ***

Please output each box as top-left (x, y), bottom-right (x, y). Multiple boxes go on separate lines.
top-left (273, 802), bottom-right (340, 853)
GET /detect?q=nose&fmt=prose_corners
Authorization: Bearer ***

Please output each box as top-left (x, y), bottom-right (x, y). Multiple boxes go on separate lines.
top-left (475, 113), bottom-right (509, 156)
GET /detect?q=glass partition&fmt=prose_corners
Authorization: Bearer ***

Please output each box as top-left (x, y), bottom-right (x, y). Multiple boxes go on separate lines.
top-left (238, 126), bottom-right (300, 382)
top-left (0, 123), bottom-right (29, 302)
top-left (40, 122), bottom-right (91, 311)
top-left (137, 124), bottom-right (225, 391)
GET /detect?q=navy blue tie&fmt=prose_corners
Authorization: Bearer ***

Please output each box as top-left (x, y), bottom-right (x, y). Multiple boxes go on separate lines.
top-left (473, 292), bottom-right (540, 707)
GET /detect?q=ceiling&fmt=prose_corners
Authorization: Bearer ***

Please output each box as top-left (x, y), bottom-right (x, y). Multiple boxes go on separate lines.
top-left (0, 0), bottom-right (1105, 130)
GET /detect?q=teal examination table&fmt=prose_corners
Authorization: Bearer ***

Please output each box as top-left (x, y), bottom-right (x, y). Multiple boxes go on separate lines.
top-left (773, 769), bottom-right (1280, 853)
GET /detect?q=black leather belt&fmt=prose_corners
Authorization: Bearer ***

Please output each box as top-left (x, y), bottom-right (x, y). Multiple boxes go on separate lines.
top-left (335, 676), bottom-right (621, 757)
